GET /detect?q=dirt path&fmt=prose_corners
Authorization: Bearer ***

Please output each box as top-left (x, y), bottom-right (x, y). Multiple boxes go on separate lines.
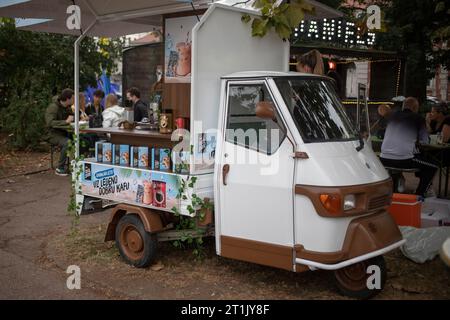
top-left (0, 166), bottom-right (449, 299)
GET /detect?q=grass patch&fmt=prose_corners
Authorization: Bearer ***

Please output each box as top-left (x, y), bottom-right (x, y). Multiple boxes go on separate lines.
top-left (64, 224), bottom-right (120, 265)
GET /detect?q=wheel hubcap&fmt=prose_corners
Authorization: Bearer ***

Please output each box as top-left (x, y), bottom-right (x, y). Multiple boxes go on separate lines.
top-left (120, 224), bottom-right (144, 260)
top-left (335, 261), bottom-right (369, 291)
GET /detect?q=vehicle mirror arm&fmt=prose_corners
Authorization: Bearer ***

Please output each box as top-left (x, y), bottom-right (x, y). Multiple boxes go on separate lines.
top-left (356, 133), bottom-right (364, 152)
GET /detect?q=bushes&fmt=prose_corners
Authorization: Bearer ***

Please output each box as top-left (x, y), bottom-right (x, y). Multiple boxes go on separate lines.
top-left (0, 19), bottom-right (123, 150)
top-left (0, 72), bottom-right (51, 149)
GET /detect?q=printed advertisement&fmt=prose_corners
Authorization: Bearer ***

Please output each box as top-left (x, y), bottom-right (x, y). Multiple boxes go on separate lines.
top-left (81, 163), bottom-right (180, 210)
top-left (164, 15), bottom-right (200, 83)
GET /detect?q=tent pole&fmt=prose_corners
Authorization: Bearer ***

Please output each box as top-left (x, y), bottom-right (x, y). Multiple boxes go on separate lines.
top-left (74, 20), bottom-right (96, 159)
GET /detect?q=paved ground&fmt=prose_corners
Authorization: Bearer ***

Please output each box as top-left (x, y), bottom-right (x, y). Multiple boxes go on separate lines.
top-left (0, 167), bottom-right (449, 300)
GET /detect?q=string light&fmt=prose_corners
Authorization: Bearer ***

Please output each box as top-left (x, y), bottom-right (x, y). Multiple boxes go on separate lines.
top-left (396, 60), bottom-right (402, 96)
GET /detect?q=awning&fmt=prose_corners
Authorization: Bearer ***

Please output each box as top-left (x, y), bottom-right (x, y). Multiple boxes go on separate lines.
top-left (0, 0), bottom-right (343, 37)
top-left (0, 0), bottom-right (343, 161)
top-left (0, 0), bottom-right (211, 37)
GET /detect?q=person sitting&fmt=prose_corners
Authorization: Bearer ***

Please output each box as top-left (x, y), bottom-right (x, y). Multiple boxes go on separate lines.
top-left (371, 104), bottom-right (392, 139)
top-left (102, 94), bottom-right (124, 128)
top-left (426, 102), bottom-right (450, 143)
top-left (380, 97), bottom-right (438, 197)
top-left (86, 89), bottom-right (104, 128)
top-left (71, 93), bottom-right (89, 121)
top-left (45, 88), bottom-right (74, 176)
top-left (126, 87), bottom-right (148, 122)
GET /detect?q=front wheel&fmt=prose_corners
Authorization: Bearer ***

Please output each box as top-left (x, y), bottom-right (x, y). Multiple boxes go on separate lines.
top-left (115, 214), bottom-right (157, 268)
top-left (334, 255), bottom-right (387, 299)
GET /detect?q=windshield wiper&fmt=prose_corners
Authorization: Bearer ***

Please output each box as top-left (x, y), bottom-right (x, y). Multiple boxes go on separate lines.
top-left (356, 134), bottom-right (364, 152)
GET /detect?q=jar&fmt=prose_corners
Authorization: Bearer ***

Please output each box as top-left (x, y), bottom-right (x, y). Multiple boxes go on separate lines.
top-left (159, 110), bottom-right (173, 134)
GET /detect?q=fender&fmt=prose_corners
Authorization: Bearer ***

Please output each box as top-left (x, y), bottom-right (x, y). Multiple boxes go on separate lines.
top-left (104, 204), bottom-right (164, 242)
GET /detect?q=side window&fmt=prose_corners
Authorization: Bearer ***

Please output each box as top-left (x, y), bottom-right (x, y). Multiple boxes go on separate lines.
top-left (225, 83), bottom-right (286, 155)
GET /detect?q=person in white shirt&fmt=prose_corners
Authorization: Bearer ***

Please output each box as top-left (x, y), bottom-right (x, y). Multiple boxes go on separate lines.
top-left (102, 94), bottom-right (124, 128)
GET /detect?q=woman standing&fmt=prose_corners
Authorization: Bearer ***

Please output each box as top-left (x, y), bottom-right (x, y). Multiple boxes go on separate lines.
top-left (296, 49), bottom-right (324, 75)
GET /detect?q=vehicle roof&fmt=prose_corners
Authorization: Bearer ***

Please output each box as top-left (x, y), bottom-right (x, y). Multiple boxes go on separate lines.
top-left (221, 71), bottom-right (325, 79)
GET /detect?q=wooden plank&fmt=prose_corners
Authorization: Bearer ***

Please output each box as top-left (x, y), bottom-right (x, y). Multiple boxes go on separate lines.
top-left (162, 83), bottom-right (191, 120)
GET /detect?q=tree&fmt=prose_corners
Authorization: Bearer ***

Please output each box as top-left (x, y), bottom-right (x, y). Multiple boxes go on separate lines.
top-left (0, 19), bottom-right (123, 148)
top-left (373, 0), bottom-right (449, 102)
top-left (241, 0), bottom-right (315, 40)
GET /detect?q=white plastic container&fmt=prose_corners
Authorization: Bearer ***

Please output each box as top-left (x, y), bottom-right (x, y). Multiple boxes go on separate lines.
top-left (421, 197), bottom-right (450, 228)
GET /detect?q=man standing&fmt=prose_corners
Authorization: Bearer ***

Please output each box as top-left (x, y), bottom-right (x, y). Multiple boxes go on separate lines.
top-left (45, 89), bottom-right (74, 176)
top-left (126, 87), bottom-right (148, 122)
top-left (380, 97), bottom-right (438, 197)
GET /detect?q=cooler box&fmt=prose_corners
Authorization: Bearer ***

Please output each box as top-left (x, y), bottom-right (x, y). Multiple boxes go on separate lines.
top-left (387, 193), bottom-right (422, 228)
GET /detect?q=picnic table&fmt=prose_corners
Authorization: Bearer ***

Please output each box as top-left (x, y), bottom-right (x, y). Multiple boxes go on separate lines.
top-left (371, 136), bottom-right (450, 198)
top-left (419, 143), bottom-right (450, 198)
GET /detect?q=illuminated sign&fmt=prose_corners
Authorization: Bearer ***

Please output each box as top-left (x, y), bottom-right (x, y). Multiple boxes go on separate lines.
top-left (293, 18), bottom-right (377, 47)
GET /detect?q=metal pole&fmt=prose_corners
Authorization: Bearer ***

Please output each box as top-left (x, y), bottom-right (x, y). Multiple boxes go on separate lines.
top-left (74, 20), bottom-right (96, 159)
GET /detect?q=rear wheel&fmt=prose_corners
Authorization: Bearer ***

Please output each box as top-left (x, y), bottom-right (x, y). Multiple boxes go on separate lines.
top-left (334, 255), bottom-right (386, 299)
top-left (115, 214), bottom-right (157, 268)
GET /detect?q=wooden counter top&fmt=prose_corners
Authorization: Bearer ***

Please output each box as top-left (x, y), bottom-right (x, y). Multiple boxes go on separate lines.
top-left (81, 127), bottom-right (174, 139)
top-left (81, 127), bottom-right (182, 148)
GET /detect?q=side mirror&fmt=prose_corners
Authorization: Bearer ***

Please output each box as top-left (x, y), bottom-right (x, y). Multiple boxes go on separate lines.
top-left (255, 101), bottom-right (276, 121)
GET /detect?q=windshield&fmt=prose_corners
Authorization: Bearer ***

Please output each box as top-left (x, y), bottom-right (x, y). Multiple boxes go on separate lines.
top-left (275, 77), bottom-right (358, 143)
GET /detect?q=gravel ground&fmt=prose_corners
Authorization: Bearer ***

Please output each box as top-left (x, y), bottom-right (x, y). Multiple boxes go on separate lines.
top-left (0, 151), bottom-right (449, 300)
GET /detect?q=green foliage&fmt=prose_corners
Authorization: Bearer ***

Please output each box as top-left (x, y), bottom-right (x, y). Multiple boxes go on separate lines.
top-left (171, 176), bottom-right (213, 259)
top-left (372, 0), bottom-right (449, 101)
top-left (0, 18), bottom-right (123, 149)
top-left (241, 0), bottom-right (315, 41)
top-left (67, 134), bottom-right (85, 231)
top-left (0, 70), bottom-right (51, 148)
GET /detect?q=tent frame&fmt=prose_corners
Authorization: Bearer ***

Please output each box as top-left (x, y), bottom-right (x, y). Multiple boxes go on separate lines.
top-left (73, 0), bottom-right (211, 158)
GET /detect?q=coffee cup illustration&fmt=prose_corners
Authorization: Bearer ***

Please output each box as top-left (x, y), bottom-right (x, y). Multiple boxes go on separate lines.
top-left (152, 181), bottom-right (166, 208)
top-left (104, 150), bottom-right (112, 162)
top-left (143, 180), bottom-right (153, 205)
top-left (161, 156), bottom-right (170, 169)
top-left (122, 152), bottom-right (129, 164)
top-left (176, 42), bottom-right (191, 77)
top-left (141, 154), bottom-right (149, 167)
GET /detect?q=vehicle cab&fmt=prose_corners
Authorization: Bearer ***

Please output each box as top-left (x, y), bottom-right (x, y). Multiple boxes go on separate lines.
top-left (215, 71), bottom-right (404, 298)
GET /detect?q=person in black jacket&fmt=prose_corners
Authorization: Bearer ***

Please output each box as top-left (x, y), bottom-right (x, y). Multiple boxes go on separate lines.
top-left (86, 89), bottom-right (104, 128)
top-left (126, 87), bottom-right (148, 122)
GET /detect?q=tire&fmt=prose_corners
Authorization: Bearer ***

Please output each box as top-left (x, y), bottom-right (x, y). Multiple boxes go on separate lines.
top-left (334, 255), bottom-right (387, 299)
top-left (115, 214), bottom-right (157, 268)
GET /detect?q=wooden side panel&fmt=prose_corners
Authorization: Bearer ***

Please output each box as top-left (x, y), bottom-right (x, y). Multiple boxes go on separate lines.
top-left (162, 83), bottom-right (191, 120)
top-left (220, 236), bottom-right (294, 271)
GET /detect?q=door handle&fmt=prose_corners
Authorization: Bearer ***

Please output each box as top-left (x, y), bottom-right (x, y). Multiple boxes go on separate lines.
top-left (222, 164), bottom-right (230, 186)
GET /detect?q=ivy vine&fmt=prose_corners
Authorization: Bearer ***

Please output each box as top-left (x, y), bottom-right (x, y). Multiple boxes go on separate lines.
top-left (171, 176), bottom-right (214, 258)
top-left (67, 133), bottom-right (86, 234)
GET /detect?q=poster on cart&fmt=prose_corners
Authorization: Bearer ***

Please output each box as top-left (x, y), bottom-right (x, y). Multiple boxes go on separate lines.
top-left (164, 15), bottom-right (200, 83)
top-left (81, 163), bottom-right (180, 210)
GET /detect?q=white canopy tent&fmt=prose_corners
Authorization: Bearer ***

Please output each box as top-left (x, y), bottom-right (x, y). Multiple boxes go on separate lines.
top-left (0, 0), bottom-right (342, 158)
